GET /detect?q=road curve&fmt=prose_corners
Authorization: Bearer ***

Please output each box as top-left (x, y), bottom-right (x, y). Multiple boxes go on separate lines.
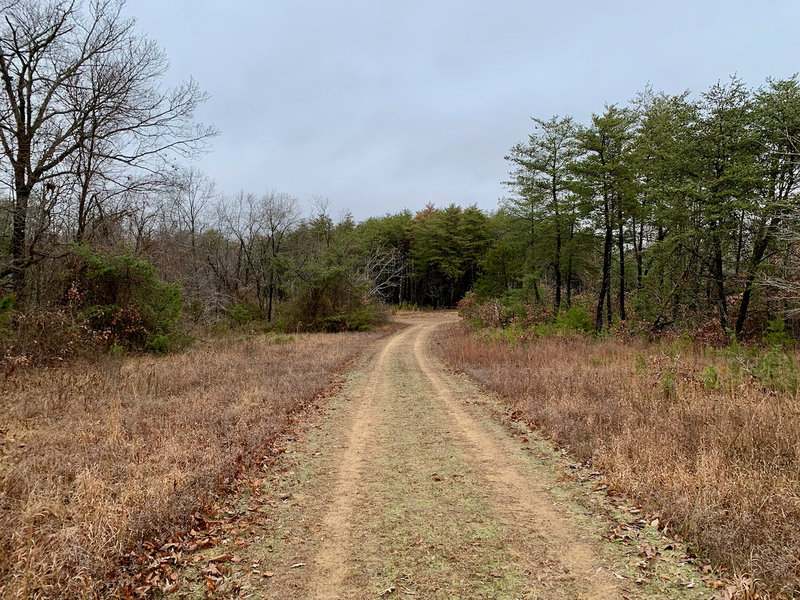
top-left (302, 313), bottom-right (620, 599)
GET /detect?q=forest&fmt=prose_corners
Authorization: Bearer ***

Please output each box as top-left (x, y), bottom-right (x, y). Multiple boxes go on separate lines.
top-left (3, 46), bottom-right (800, 357)
top-left (1, 0), bottom-right (799, 351)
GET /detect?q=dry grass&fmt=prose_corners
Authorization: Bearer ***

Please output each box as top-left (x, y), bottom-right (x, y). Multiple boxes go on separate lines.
top-left (435, 323), bottom-right (800, 598)
top-left (0, 328), bottom-right (392, 599)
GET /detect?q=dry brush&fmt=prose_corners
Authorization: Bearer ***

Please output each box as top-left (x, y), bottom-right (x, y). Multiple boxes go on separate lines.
top-left (0, 329), bottom-right (389, 598)
top-left (435, 324), bottom-right (800, 597)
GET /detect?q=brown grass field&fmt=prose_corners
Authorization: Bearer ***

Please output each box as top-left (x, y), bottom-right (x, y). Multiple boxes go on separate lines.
top-left (434, 323), bottom-right (800, 598)
top-left (0, 328), bottom-right (392, 599)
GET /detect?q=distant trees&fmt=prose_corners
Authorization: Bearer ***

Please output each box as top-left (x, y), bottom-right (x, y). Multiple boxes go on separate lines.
top-left (353, 204), bottom-right (493, 309)
top-left (3, 9), bottom-right (798, 358)
top-left (217, 191), bottom-right (299, 321)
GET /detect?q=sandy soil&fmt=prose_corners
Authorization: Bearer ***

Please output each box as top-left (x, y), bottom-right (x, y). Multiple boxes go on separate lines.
top-left (167, 313), bottom-right (715, 599)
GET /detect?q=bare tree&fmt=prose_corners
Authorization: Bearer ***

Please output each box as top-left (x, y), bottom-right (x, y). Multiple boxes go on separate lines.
top-left (0, 0), bottom-right (215, 294)
top-left (353, 244), bottom-right (404, 299)
top-left (217, 191), bottom-right (299, 320)
top-left (262, 191), bottom-right (299, 321)
top-left (165, 167), bottom-right (215, 299)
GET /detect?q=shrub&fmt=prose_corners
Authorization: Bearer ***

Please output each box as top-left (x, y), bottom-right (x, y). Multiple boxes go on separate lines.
top-left (280, 267), bottom-right (389, 332)
top-left (225, 303), bottom-right (253, 328)
top-left (5, 307), bottom-right (83, 361)
top-left (72, 243), bottom-right (183, 352)
top-left (265, 332), bottom-right (294, 345)
top-left (753, 346), bottom-right (798, 392)
top-left (0, 293), bottom-right (15, 336)
top-left (555, 305), bottom-right (593, 333)
top-left (701, 365), bottom-right (719, 389)
top-left (763, 317), bottom-right (794, 349)
top-left (659, 369), bottom-right (677, 401)
top-left (722, 338), bottom-right (799, 392)
top-left (398, 301), bottom-right (421, 311)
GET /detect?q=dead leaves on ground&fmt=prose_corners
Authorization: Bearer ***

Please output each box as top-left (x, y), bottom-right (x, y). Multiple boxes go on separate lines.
top-left (118, 457), bottom-right (282, 599)
top-left (117, 385), bottom-right (344, 598)
top-left (119, 510), bottom-right (238, 598)
top-left (598, 484), bottom-right (772, 600)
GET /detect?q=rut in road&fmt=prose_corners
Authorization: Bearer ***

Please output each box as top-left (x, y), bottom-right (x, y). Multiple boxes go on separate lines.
top-left (305, 326), bottom-right (411, 598)
top-left (302, 314), bottom-right (618, 599)
top-left (181, 313), bottom-right (712, 599)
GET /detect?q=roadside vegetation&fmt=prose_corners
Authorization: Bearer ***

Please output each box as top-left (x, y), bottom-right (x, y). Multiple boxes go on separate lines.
top-left (436, 297), bottom-right (800, 597)
top-left (424, 67), bottom-right (800, 598)
top-left (3, 1), bottom-right (798, 357)
top-left (0, 326), bottom-right (393, 598)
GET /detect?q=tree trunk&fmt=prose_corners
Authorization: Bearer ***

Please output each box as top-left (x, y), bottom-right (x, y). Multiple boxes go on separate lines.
top-left (734, 212), bottom-right (745, 277)
top-left (566, 214), bottom-right (576, 307)
top-left (606, 266), bottom-right (613, 328)
top-left (267, 277), bottom-right (275, 322)
top-left (566, 251), bottom-right (573, 308)
top-left (634, 216), bottom-right (644, 290)
top-left (553, 177), bottom-right (562, 313)
top-left (710, 228), bottom-right (729, 334)
top-left (617, 203), bottom-right (626, 321)
top-left (554, 227), bottom-right (562, 312)
top-left (596, 200), bottom-right (613, 332)
top-left (734, 222), bottom-right (773, 335)
top-left (10, 180), bottom-right (30, 294)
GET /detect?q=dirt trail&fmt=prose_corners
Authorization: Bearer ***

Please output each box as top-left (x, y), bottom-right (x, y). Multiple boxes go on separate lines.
top-left (169, 312), bottom-right (713, 599)
top-left (410, 321), bottom-right (617, 599)
top-left (306, 326), bottom-right (414, 599)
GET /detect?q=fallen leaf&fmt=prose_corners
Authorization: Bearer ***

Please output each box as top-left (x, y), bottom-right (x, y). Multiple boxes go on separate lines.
top-left (201, 568), bottom-right (219, 579)
top-left (208, 553), bottom-right (234, 563)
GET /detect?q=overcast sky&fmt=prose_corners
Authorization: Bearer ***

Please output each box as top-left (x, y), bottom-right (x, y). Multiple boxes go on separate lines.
top-left (124, 1), bottom-right (800, 221)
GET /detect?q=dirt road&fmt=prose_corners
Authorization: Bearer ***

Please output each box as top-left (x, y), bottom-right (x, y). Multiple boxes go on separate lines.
top-left (173, 313), bottom-right (713, 599)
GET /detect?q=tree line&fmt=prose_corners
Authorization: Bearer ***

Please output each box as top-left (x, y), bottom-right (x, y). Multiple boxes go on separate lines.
top-left (0, 0), bottom-right (497, 356)
top-left (3, 1), bottom-right (799, 357)
top-left (337, 75), bottom-right (800, 340)
top-left (485, 75), bottom-right (800, 338)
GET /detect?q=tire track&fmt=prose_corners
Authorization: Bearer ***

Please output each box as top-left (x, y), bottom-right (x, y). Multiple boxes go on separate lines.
top-left (411, 319), bottom-right (620, 600)
top-left (304, 326), bottom-right (414, 600)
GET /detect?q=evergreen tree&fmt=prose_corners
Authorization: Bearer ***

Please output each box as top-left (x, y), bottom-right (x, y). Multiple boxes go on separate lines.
top-left (505, 116), bottom-right (581, 311)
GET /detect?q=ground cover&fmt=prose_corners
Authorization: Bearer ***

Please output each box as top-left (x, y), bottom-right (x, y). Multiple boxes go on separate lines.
top-left (0, 328), bottom-right (392, 598)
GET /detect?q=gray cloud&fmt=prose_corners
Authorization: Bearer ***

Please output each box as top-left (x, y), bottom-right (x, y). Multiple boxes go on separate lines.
top-left (124, 0), bottom-right (800, 219)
